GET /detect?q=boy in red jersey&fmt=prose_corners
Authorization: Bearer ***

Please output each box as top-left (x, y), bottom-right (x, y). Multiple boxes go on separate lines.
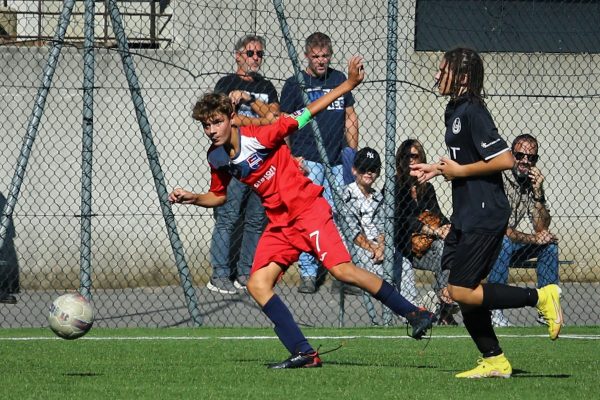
top-left (169, 56), bottom-right (434, 369)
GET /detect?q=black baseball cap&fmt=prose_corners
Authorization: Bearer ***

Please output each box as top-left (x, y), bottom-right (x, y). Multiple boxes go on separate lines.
top-left (353, 147), bottom-right (381, 173)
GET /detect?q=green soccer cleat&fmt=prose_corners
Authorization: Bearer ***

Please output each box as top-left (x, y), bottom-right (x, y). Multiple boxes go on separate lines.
top-left (536, 284), bottom-right (563, 340)
top-left (455, 353), bottom-right (512, 379)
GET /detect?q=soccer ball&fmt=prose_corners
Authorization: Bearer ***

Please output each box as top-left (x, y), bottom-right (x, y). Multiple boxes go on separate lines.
top-left (48, 293), bottom-right (94, 340)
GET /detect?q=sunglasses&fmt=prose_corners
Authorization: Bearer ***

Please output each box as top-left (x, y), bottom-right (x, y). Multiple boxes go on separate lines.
top-left (243, 50), bottom-right (264, 58)
top-left (514, 152), bottom-right (539, 163)
top-left (409, 153), bottom-right (420, 160)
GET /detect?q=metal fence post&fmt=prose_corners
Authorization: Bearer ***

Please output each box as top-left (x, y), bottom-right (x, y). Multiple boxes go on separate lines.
top-left (106, 0), bottom-right (202, 326)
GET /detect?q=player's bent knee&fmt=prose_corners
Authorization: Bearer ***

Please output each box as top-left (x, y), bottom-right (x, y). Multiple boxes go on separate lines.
top-left (246, 275), bottom-right (268, 296)
top-left (246, 277), bottom-right (276, 306)
top-left (246, 276), bottom-right (267, 294)
top-left (329, 262), bottom-right (358, 283)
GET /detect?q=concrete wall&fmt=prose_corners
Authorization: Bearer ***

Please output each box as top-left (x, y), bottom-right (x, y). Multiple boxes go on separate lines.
top-left (1, 0), bottom-right (598, 289)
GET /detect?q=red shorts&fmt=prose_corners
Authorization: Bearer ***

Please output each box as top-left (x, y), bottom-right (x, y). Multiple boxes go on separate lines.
top-left (251, 197), bottom-right (351, 275)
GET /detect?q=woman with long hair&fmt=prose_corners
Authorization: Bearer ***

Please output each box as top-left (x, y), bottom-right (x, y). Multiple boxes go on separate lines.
top-left (394, 138), bottom-right (457, 325)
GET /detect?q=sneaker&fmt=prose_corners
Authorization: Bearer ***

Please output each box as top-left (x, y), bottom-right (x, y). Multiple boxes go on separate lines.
top-left (406, 307), bottom-right (436, 340)
top-left (455, 353), bottom-right (512, 378)
top-left (268, 351), bottom-right (322, 369)
top-left (491, 310), bottom-right (513, 327)
top-left (437, 302), bottom-right (459, 326)
top-left (206, 277), bottom-right (237, 295)
top-left (330, 279), bottom-right (362, 296)
top-left (234, 275), bottom-right (248, 290)
top-left (298, 276), bottom-right (317, 294)
top-left (0, 293), bottom-right (17, 304)
top-left (536, 284), bottom-right (563, 340)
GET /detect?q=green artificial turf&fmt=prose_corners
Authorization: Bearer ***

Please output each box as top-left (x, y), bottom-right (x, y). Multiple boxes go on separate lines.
top-left (0, 326), bottom-right (597, 399)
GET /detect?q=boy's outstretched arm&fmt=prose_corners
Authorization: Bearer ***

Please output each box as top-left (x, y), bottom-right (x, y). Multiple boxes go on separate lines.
top-left (168, 188), bottom-right (226, 208)
top-left (305, 56), bottom-right (364, 117)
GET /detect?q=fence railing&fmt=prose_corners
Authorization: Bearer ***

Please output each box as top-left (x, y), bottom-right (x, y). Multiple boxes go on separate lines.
top-left (0, 0), bottom-right (172, 47)
top-left (1, 0), bottom-right (599, 329)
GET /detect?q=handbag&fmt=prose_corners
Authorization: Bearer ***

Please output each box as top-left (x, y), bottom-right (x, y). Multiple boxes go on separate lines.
top-left (411, 210), bottom-right (441, 258)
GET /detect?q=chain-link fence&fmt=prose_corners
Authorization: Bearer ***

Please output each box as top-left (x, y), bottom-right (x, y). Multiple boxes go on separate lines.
top-left (1, 0), bottom-right (599, 328)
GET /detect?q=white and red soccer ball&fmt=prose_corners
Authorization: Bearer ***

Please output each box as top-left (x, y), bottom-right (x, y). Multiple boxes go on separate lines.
top-left (48, 293), bottom-right (94, 339)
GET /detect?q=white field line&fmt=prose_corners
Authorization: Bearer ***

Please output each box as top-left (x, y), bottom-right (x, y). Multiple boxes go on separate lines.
top-left (0, 334), bottom-right (599, 341)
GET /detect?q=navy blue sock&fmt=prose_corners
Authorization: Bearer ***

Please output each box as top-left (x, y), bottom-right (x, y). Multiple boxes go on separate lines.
top-left (373, 280), bottom-right (418, 317)
top-left (482, 283), bottom-right (539, 310)
top-left (262, 294), bottom-right (313, 354)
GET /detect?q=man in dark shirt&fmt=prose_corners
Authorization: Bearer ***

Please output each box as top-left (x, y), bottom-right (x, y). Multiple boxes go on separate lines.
top-left (280, 32), bottom-right (359, 293)
top-left (208, 35), bottom-right (280, 294)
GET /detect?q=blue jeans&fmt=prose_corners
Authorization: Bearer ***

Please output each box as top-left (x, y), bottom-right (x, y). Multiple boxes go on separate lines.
top-left (209, 178), bottom-right (266, 279)
top-left (298, 160), bottom-right (344, 278)
top-left (488, 236), bottom-right (559, 288)
top-left (412, 239), bottom-right (449, 295)
top-left (392, 251), bottom-right (418, 304)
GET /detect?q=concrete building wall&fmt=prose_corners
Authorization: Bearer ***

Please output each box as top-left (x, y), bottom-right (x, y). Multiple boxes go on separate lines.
top-left (1, 0), bottom-right (598, 288)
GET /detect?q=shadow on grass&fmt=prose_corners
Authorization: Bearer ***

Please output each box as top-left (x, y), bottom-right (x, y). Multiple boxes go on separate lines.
top-left (438, 368), bottom-right (571, 378)
top-left (512, 369), bottom-right (571, 378)
top-left (253, 359), bottom-right (439, 368)
top-left (63, 372), bottom-right (101, 377)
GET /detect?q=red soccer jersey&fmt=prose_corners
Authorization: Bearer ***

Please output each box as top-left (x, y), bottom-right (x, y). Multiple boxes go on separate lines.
top-left (207, 114), bottom-right (323, 226)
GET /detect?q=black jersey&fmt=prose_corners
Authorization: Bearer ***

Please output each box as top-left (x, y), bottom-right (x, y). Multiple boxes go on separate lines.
top-left (444, 95), bottom-right (511, 233)
top-left (214, 73), bottom-right (279, 118)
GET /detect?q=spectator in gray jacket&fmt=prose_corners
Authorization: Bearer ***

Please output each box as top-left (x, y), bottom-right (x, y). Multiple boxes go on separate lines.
top-left (342, 147), bottom-right (412, 324)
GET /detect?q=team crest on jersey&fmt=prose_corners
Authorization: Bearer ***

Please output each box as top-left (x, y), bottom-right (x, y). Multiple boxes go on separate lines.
top-left (246, 153), bottom-right (263, 170)
top-left (452, 117), bottom-right (461, 134)
top-left (290, 108), bottom-right (305, 118)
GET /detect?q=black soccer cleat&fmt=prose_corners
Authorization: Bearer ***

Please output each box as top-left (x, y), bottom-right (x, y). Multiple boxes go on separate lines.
top-left (406, 307), bottom-right (436, 340)
top-left (267, 351), bottom-right (322, 369)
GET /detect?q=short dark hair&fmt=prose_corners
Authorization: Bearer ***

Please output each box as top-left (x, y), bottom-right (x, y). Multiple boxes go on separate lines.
top-left (234, 35), bottom-right (266, 52)
top-left (305, 32), bottom-right (332, 53)
top-left (192, 92), bottom-right (234, 122)
top-left (443, 47), bottom-right (485, 101)
top-left (512, 133), bottom-right (538, 151)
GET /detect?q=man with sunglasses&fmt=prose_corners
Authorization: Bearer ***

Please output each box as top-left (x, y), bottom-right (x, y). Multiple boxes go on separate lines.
top-left (280, 32), bottom-right (360, 294)
top-left (207, 35), bottom-right (280, 294)
top-left (489, 134), bottom-right (559, 327)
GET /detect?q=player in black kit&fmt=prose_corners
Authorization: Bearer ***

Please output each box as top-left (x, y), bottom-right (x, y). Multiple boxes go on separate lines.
top-left (410, 47), bottom-right (563, 378)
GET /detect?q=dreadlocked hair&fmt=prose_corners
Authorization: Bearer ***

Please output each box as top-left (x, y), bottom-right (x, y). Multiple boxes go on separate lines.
top-left (443, 47), bottom-right (485, 103)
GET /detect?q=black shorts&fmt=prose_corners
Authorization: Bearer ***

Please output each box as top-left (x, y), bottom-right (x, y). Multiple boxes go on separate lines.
top-left (441, 225), bottom-right (505, 288)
